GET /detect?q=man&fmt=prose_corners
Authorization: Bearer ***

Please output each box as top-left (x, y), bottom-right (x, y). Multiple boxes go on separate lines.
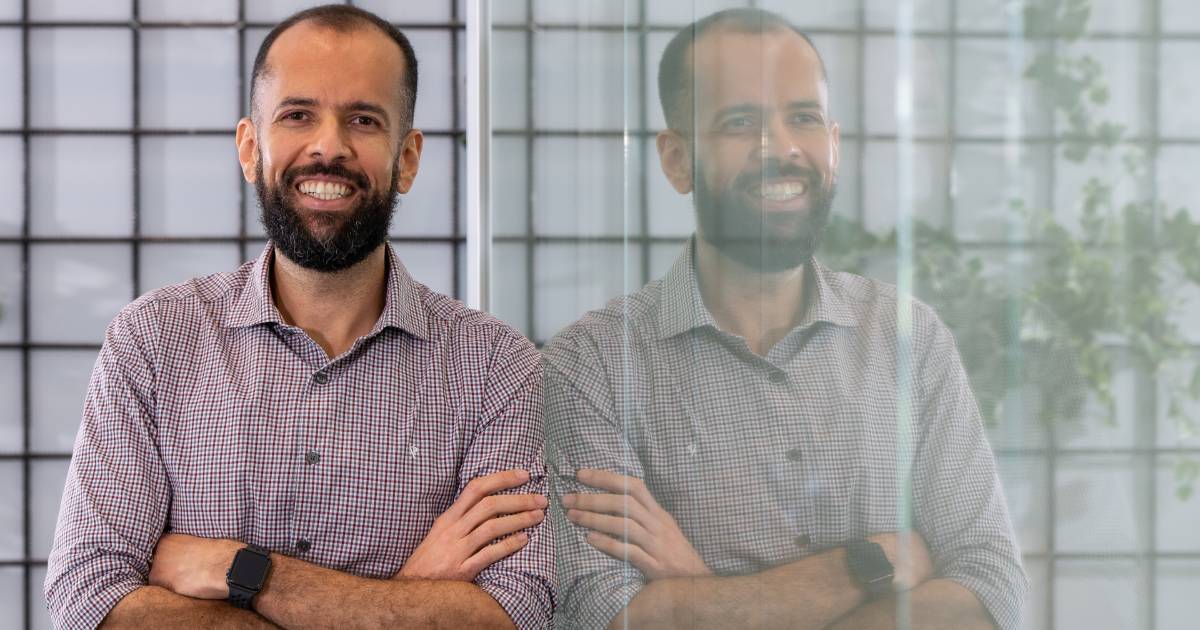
top-left (45, 6), bottom-right (552, 629)
top-left (544, 8), bottom-right (1027, 630)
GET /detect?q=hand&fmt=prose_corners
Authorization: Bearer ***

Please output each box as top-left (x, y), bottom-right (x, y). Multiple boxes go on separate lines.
top-left (867, 531), bottom-right (933, 592)
top-left (396, 469), bottom-right (546, 582)
top-left (564, 468), bottom-right (711, 581)
top-left (149, 533), bottom-right (244, 600)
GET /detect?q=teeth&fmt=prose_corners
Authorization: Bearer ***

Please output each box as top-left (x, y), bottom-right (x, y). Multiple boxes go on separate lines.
top-left (758, 181), bottom-right (807, 201)
top-left (297, 180), bottom-right (352, 201)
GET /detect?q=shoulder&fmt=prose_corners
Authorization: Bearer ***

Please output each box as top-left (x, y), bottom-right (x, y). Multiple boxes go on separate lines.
top-left (108, 259), bottom-right (256, 345)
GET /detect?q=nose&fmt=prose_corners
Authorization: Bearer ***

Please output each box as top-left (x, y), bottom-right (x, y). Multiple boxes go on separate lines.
top-left (759, 116), bottom-right (801, 163)
top-left (307, 116), bottom-right (352, 163)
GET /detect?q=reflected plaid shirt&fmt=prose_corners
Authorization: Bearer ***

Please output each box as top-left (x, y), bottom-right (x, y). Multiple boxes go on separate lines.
top-left (543, 239), bottom-right (1027, 630)
top-left (45, 243), bottom-right (553, 630)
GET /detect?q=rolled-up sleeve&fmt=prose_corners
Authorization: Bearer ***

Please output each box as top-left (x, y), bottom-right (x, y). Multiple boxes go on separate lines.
top-left (45, 303), bottom-right (170, 629)
top-left (913, 310), bottom-right (1029, 630)
top-left (461, 331), bottom-right (556, 630)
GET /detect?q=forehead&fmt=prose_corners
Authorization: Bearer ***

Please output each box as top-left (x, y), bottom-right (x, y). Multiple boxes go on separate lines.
top-left (688, 29), bottom-right (827, 112)
top-left (259, 21), bottom-right (406, 110)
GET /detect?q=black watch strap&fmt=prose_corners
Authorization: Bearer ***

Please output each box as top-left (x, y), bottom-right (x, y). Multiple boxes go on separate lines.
top-left (228, 582), bottom-right (258, 610)
top-left (846, 539), bottom-right (894, 598)
top-left (226, 544), bottom-right (272, 610)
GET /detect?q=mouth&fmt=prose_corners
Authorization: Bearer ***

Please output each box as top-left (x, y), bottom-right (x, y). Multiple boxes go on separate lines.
top-left (750, 179), bottom-right (808, 202)
top-left (291, 177), bottom-right (361, 211)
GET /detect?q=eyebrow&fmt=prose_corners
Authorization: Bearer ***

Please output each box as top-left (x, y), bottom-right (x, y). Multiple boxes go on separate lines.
top-left (274, 97), bottom-right (392, 126)
top-left (712, 100), bottom-right (825, 120)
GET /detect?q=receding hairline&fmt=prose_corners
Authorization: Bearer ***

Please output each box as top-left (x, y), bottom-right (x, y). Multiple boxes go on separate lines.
top-left (253, 22), bottom-right (405, 109)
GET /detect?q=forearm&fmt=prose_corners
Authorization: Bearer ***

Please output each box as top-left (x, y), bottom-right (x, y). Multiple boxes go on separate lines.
top-left (255, 553), bottom-right (515, 630)
top-left (823, 579), bottom-right (995, 630)
top-left (101, 586), bottom-right (279, 629)
top-left (611, 546), bottom-right (866, 630)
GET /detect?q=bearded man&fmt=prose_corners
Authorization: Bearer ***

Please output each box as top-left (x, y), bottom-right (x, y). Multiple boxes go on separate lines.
top-left (45, 5), bottom-right (551, 629)
top-left (543, 8), bottom-right (1027, 630)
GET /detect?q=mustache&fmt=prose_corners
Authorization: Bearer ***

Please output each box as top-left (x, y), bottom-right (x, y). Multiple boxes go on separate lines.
top-left (281, 162), bottom-right (371, 191)
top-left (733, 160), bottom-right (822, 190)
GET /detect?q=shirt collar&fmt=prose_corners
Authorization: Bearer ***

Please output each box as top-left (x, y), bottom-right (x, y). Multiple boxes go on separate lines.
top-left (223, 242), bottom-right (431, 340)
top-left (656, 237), bottom-right (860, 339)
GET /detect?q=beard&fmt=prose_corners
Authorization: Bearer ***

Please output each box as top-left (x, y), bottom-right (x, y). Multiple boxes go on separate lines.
top-left (694, 158), bottom-right (835, 273)
top-left (256, 155), bottom-right (399, 273)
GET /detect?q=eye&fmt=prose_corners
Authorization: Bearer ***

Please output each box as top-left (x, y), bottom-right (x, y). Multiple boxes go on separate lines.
top-left (352, 115), bottom-right (380, 127)
top-left (280, 111), bottom-right (309, 122)
top-left (791, 112), bottom-right (822, 125)
top-left (721, 115), bottom-right (755, 131)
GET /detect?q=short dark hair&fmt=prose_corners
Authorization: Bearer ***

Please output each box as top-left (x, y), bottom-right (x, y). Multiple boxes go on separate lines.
top-left (657, 8), bottom-right (828, 133)
top-left (250, 4), bottom-right (419, 131)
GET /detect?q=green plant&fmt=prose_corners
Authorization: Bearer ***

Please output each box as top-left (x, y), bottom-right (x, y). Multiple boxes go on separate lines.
top-left (820, 0), bottom-right (1200, 499)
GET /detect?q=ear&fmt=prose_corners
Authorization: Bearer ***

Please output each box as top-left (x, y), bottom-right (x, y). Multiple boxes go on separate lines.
top-left (235, 117), bottom-right (258, 184)
top-left (394, 129), bottom-right (424, 194)
top-left (828, 120), bottom-right (841, 173)
top-left (656, 129), bottom-right (693, 194)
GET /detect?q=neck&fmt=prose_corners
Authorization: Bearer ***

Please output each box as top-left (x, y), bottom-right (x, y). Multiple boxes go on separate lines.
top-left (694, 236), bottom-right (809, 356)
top-left (270, 243), bottom-right (389, 359)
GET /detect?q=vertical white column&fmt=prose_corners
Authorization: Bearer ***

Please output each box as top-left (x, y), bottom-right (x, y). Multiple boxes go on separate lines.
top-left (465, 0), bottom-right (491, 311)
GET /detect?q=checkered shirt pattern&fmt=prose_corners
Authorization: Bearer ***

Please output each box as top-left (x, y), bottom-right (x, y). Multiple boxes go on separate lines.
top-left (543, 239), bottom-right (1028, 630)
top-left (44, 243), bottom-right (554, 630)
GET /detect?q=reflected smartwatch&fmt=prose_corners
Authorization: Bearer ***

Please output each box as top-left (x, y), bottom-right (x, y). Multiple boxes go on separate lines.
top-left (226, 544), bottom-right (272, 610)
top-left (845, 539), bottom-right (894, 598)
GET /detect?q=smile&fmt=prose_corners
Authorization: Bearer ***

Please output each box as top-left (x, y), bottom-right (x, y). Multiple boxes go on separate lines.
top-left (752, 180), bottom-right (808, 202)
top-left (297, 180), bottom-right (353, 201)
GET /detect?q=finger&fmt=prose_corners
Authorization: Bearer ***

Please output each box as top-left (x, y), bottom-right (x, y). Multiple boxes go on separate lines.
top-left (445, 469), bottom-right (532, 520)
top-left (463, 533), bottom-right (530, 577)
top-left (566, 509), bottom-right (653, 549)
top-left (460, 493), bottom-right (548, 533)
top-left (584, 531), bottom-right (657, 574)
top-left (561, 493), bottom-right (657, 531)
top-left (466, 509), bottom-right (545, 551)
top-left (575, 469), bottom-right (660, 512)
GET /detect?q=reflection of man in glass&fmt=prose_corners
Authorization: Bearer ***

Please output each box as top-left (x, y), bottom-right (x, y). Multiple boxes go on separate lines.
top-left (45, 5), bottom-right (550, 629)
top-left (544, 8), bottom-right (1026, 629)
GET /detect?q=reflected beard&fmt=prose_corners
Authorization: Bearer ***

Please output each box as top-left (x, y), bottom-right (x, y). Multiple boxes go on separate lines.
top-left (256, 156), bottom-right (399, 273)
top-left (693, 160), bottom-right (835, 273)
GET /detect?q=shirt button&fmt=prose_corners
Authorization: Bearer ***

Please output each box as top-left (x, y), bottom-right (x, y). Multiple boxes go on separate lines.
top-left (313, 372), bottom-right (329, 385)
top-left (795, 534), bottom-right (812, 547)
top-left (304, 450), bottom-right (320, 465)
top-left (785, 447), bottom-right (803, 463)
top-left (296, 539), bottom-right (311, 553)
top-left (769, 370), bottom-right (787, 384)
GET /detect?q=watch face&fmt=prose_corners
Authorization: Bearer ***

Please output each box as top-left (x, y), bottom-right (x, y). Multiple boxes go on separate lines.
top-left (229, 549), bottom-right (270, 589)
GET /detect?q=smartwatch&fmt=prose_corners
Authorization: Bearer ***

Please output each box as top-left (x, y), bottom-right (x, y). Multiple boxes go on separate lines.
top-left (845, 539), bottom-right (894, 598)
top-left (226, 544), bottom-right (272, 610)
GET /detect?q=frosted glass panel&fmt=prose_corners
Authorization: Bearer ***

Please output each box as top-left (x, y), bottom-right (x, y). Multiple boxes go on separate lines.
top-left (30, 458), bottom-right (70, 560)
top-left (0, 137), bottom-right (24, 236)
top-left (0, 245), bottom-right (21, 343)
top-left (864, 0), bottom-right (949, 30)
top-left (954, 38), bottom-right (1052, 138)
top-left (29, 565), bottom-right (49, 630)
top-left (140, 28), bottom-right (240, 129)
top-left (1056, 455), bottom-right (1150, 553)
top-left (393, 242), bottom-right (454, 297)
top-left (408, 30), bottom-right (454, 130)
top-left (863, 36), bottom-right (949, 136)
top-left (140, 137), bottom-right (240, 237)
top-left (30, 0), bottom-right (131, 21)
top-left (354, 0), bottom-right (452, 23)
top-left (392, 137), bottom-right (454, 237)
top-left (533, 137), bottom-right (642, 236)
top-left (533, 243), bottom-right (642, 342)
top-left (492, 136), bottom-right (529, 237)
top-left (0, 567), bottom-right (21, 629)
top-left (30, 28), bottom-right (132, 129)
top-left (0, 462), bottom-right (20, 559)
top-left (30, 350), bottom-right (94, 453)
top-left (491, 242), bottom-right (529, 332)
top-left (534, 0), bottom-right (628, 25)
top-left (952, 142), bottom-right (1050, 242)
top-left (1055, 560), bottom-right (1147, 630)
top-left (139, 0), bottom-right (238, 21)
top-left (1160, 42), bottom-right (1200, 137)
top-left (29, 244), bottom-right (132, 344)
top-left (0, 28), bottom-right (21, 129)
top-left (139, 243), bottom-right (240, 292)
top-left (491, 30), bottom-right (528, 130)
top-left (0, 351), bottom-right (21, 453)
top-left (534, 31), bottom-right (636, 131)
top-left (997, 455), bottom-right (1049, 554)
top-left (245, 0), bottom-right (328, 22)
top-left (30, 136), bottom-right (134, 237)
top-left (1158, 560), bottom-right (1200, 630)
top-left (1157, 458), bottom-right (1200, 552)
top-left (861, 141), bottom-right (948, 234)
top-left (1163, 0), bottom-right (1200, 32)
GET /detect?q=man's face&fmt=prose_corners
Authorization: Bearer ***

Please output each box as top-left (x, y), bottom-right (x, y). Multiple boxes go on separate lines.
top-left (236, 22), bottom-right (422, 272)
top-left (679, 29), bottom-right (839, 272)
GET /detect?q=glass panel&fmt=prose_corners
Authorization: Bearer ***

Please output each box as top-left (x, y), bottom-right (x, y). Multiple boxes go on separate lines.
top-left (392, 137), bottom-right (454, 238)
top-left (533, 243), bottom-right (641, 343)
top-left (533, 0), bottom-right (629, 25)
top-left (1157, 457), bottom-right (1200, 552)
top-left (954, 38), bottom-right (1052, 138)
top-left (0, 245), bottom-right (21, 342)
top-left (997, 455), bottom-right (1049, 554)
top-left (1021, 559), bottom-right (1049, 630)
top-left (393, 242), bottom-right (454, 298)
top-left (354, 0), bottom-right (452, 23)
top-left (29, 28), bottom-right (132, 129)
top-left (408, 30), bottom-right (454, 130)
top-left (533, 30), bottom-right (636, 131)
top-left (0, 137), bottom-right (24, 236)
top-left (490, 242), bottom-right (529, 332)
top-left (29, 244), bottom-right (132, 344)
top-left (1056, 454), bottom-right (1151, 553)
top-left (29, 135), bottom-right (133, 237)
top-left (29, 0), bottom-right (131, 21)
top-left (30, 350), bottom-right (93, 453)
top-left (492, 136), bottom-right (529, 237)
top-left (0, 28), bottom-right (21, 129)
top-left (952, 142), bottom-right (1050, 242)
top-left (139, 28), bottom-right (239, 129)
top-left (491, 30), bottom-right (528, 131)
top-left (0, 351), bottom-right (21, 453)
top-left (30, 457), bottom-right (70, 560)
top-left (533, 137), bottom-right (642, 236)
top-left (1163, 0), bottom-right (1200, 33)
top-left (861, 141), bottom-right (949, 234)
top-left (1158, 560), bottom-right (1200, 629)
top-left (864, 0), bottom-right (949, 30)
top-left (0, 0), bottom-right (18, 20)
top-left (0, 567), bottom-right (22, 630)
top-left (863, 36), bottom-right (949, 137)
top-left (139, 0), bottom-right (237, 21)
top-left (245, 0), bottom-right (328, 22)
top-left (140, 137), bottom-right (240, 237)
top-left (0, 462), bottom-right (21, 560)
top-left (29, 565), bottom-right (49, 630)
top-left (138, 242), bottom-right (240, 293)
top-left (1055, 559), bottom-right (1148, 630)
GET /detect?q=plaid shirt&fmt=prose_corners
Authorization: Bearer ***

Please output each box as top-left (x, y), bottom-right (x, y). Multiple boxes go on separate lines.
top-left (45, 243), bottom-right (553, 630)
top-left (543, 239), bottom-right (1027, 630)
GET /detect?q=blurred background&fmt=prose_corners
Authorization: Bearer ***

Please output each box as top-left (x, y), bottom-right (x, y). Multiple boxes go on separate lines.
top-left (2, 0), bottom-right (1199, 628)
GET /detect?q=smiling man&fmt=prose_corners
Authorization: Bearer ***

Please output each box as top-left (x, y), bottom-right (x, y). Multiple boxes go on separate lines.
top-left (45, 5), bottom-right (551, 629)
top-left (544, 8), bottom-right (1026, 630)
